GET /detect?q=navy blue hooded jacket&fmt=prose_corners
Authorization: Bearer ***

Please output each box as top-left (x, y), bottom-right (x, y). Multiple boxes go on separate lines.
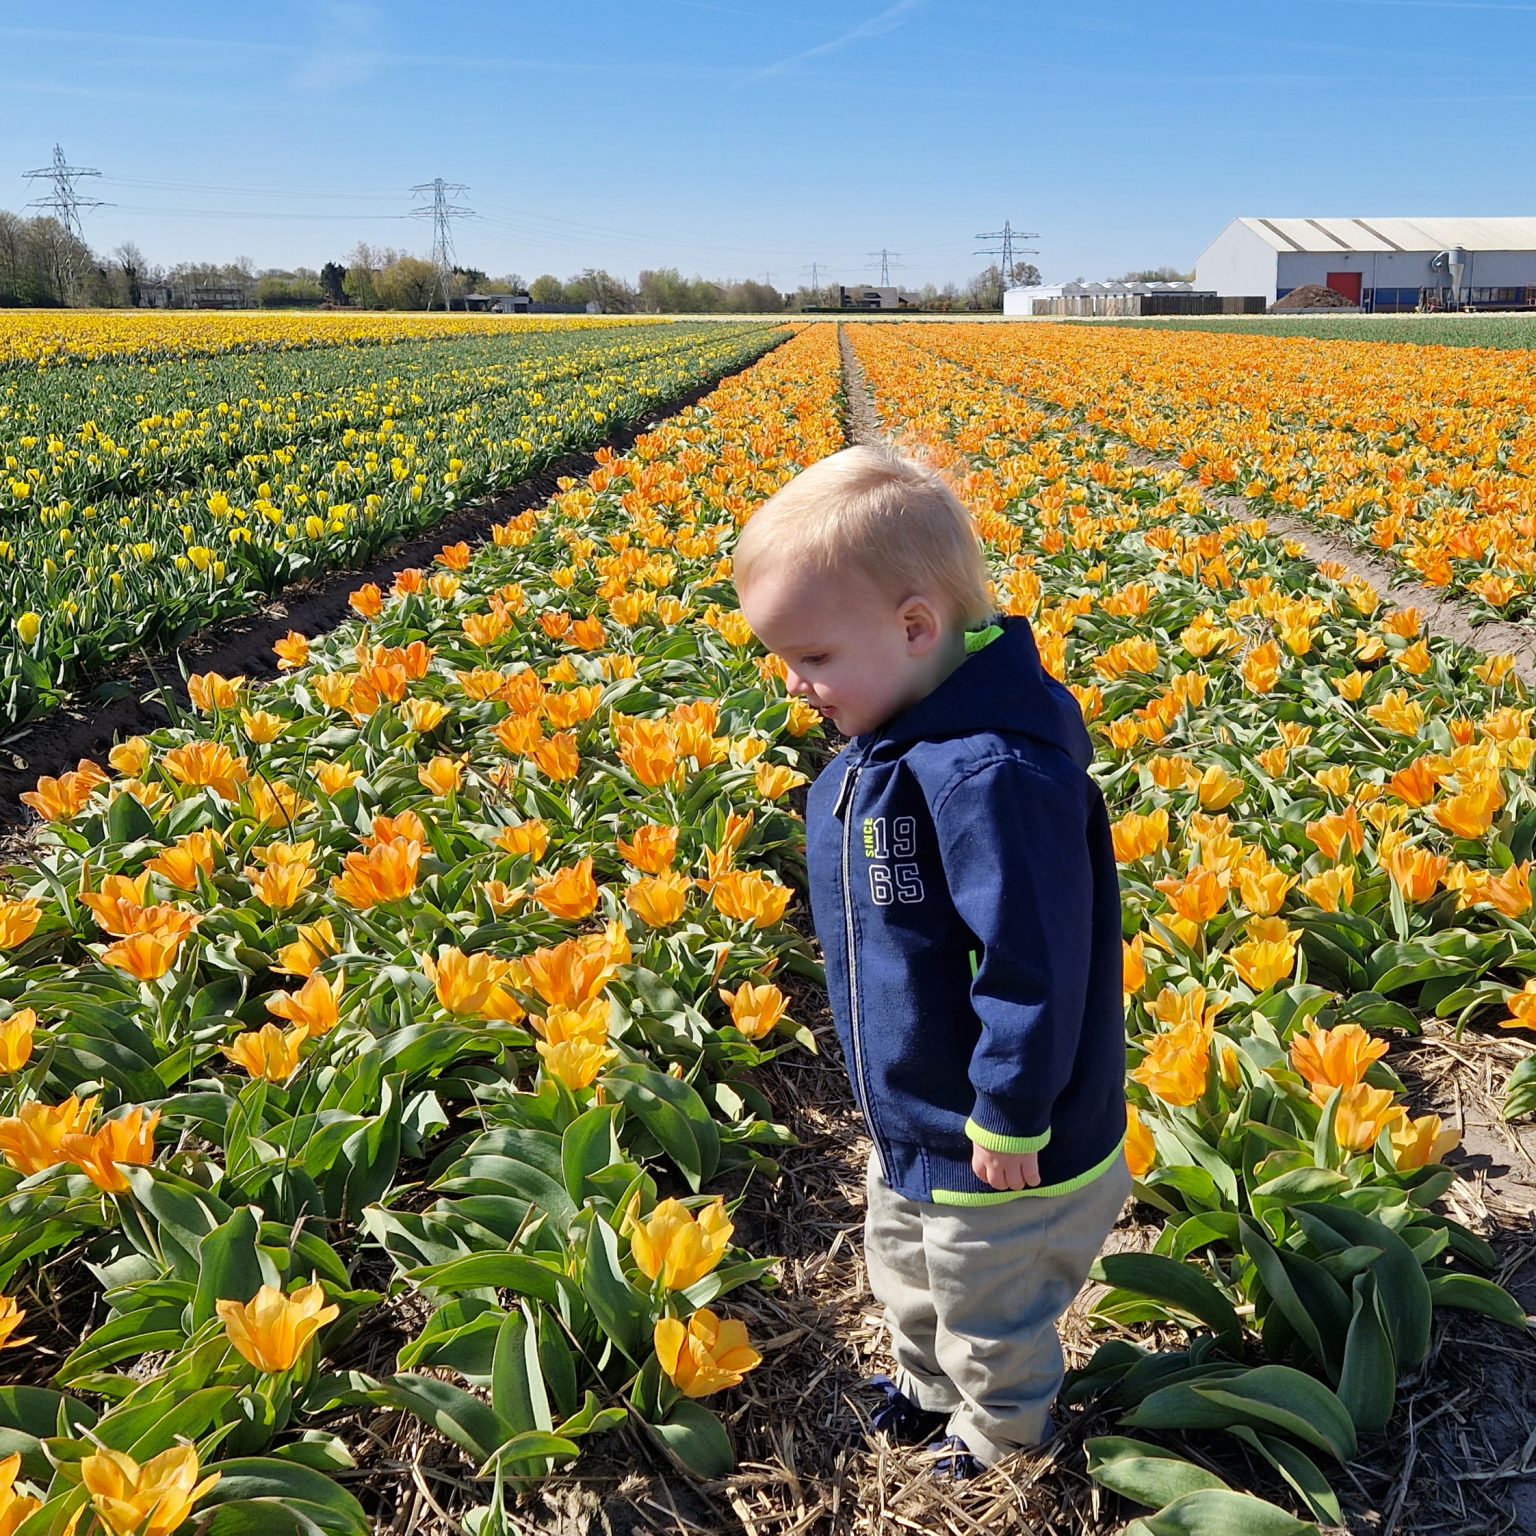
top-left (805, 614), bottom-right (1128, 1206)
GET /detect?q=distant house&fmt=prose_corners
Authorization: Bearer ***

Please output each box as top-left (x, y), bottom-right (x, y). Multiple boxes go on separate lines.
top-left (140, 282), bottom-right (252, 310)
top-left (1197, 217), bottom-right (1536, 311)
top-left (838, 285), bottom-right (921, 310)
top-left (457, 291), bottom-right (532, 314)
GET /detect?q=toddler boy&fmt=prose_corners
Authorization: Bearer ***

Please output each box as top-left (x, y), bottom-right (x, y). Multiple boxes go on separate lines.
top-left (733, 446), bottom-right (1130, 1478)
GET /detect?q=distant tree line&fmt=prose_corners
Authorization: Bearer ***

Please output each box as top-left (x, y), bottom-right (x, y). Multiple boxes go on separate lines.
top-left (0, 210), bottom-right (1057, 313)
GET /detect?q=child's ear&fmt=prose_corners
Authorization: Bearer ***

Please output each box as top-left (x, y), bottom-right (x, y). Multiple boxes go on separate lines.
top-left (900, 596), bottom-right (942, 653)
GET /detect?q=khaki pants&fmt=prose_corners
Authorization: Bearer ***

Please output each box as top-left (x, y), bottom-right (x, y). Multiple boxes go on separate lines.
top-left (864, 1147), bottom-right (1131, 1466)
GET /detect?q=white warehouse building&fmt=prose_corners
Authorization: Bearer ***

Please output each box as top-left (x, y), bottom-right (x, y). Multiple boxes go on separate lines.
top-left (1196, 217), bottom-right (1536, 312)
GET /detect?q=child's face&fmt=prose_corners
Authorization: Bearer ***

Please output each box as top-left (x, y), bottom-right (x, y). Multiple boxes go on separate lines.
top-left (738, 567), bottom-right (946, 739)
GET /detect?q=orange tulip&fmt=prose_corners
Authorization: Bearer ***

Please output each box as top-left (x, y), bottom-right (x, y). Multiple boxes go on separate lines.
top-left (61, 1106), bottom-right (160, 1194)
top-left (144, 829), bottom-right (222, 890)
top-left (1125, 1104), bottom-right (1156, 1178)
top-left (618, 823), bottom-right (679, 874)
top-left (1290, 1022), bottom-right (1389, 1099)
top-left (163, 741), bottom-right (249, 800)
top-left (1112, 809), bottom-right (1170, 864)
top-left (496, 820), bottom-right (552, 861)
top-left (707, 870), bottom-right (793, 929)
top-left (266, 972), bottom-right (342, 1036)
top-left (0, 1094), bottom-right (98, 1176)
top-left (533, 858), bottom-right (601, 921)
top-left (187, 671), bottom-right (244, 713)
top-left (330, 837), bottom-right (421, 909)
top-left (274, 918), bottom-right (339, 979)
top-left (1382, 842), bottom-right (1449, 904)
top-left (531, 732), bottom-right (581, 782)
top-left (653, 1309), bottom-right (761, 1398)
top-left (625, 872), bottom-right (691, 928)
top-left (521, 937), bottom-right (618, 1009)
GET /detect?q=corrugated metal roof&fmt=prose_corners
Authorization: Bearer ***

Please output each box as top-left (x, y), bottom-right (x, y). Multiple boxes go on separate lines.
top-left (1238, 217), bottom-right (1536, 252)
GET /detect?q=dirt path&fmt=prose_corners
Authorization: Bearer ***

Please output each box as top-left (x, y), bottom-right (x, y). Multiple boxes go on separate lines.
top-left (1136, 452), bottom-right (1536, 689)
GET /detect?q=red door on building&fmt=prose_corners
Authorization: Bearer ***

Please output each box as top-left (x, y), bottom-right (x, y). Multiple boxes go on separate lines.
top-left (1325, 271), bottom-right (1363, 304)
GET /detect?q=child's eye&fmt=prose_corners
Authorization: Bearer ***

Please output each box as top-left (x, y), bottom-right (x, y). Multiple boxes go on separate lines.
top-left (801, 655), bottom-right (826, 667)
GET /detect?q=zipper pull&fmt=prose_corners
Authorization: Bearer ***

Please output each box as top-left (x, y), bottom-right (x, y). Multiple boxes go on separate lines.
top-left (833, 763), bottom-right (859, 819)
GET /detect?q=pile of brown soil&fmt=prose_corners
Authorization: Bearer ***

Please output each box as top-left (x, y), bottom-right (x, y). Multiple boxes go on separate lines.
top-left (1270, 283), bottom-right (1358, 311)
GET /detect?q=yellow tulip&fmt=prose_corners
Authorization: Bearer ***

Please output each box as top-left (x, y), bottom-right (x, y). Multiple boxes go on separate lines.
top-left (0, 1297), bottom-right (32, 1353)
top-left (217, 1281), bottom-right (339, 1372)
top-left (0, 1010), bottom-right (34, 1074)
top-left (1227, 917), bottom-right (1297, 993)
top-left (0, 900), bottom-right (41, 951)
top-left (627, 1196), bottom-right (734, 1290)
top-left (536, 1036), bottom-right (614, 1090)
top-left (1390, 1113), bottom-right (1460, 1171)
top-left (1333, 1083), bottom-right (1406, 1152)
top-left (80, 1445), bottom-right (220, 1536)
top-left (224, 1023), bottom-right (307, 1082)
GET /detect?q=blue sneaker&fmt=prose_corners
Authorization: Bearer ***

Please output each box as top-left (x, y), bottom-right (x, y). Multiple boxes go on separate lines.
top-left (865, 1375), bottom-right (949, 1446)
top-left (926, 1433), bottom-right (984, 1481)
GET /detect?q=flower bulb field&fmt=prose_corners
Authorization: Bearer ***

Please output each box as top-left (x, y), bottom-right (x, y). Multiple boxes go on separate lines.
top-left (0, 311), bottom-right (1531, 1534)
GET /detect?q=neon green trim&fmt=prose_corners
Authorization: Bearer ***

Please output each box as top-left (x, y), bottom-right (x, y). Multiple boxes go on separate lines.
top-left (931, 1135), bottom-right (1128, 1206)
top-left (968, 947), bottom-right (980, 980)
top-left (964, 623), bottom-right (1004, 655)
top-left (966, 1118), bottom-right (1051, 1155)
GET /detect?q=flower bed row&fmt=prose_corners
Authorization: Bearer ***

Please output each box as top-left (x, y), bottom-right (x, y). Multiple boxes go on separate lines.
top-left (2, 311), bottom-right (665, 369)
top-left (850, 321), bottom-right (1530, 1534)
top-left (0, 324), bottom-right (844, 1533)
top-left (909, 320), bottom-right (1536, 624)
top-left (1, 320), bottom-right (787, 730)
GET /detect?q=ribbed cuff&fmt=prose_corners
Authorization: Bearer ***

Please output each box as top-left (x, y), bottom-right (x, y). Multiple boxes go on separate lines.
top-left (965, 1117), bottom-right (1051, 1155)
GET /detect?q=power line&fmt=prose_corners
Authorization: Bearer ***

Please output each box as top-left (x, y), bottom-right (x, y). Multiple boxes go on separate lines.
top-left (974, 219), bottom-right (1039, 280)
top-left (23, 143), bottom-right (109, 301)
top-left (867, 247), bottom-right (901, 285)
top-left (409, 178), bottom-right (472, 310)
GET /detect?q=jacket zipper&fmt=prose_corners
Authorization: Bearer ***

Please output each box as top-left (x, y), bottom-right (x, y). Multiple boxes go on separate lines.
top-left (835, 757), bottom-right (886, 1171)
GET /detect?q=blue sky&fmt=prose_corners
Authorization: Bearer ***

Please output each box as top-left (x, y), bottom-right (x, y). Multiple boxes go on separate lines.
top-left (4, 0), bottom-right (1535, 289)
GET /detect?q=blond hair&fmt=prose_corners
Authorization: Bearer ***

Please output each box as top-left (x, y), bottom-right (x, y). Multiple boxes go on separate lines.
top-left (732, 446), bottom-right (994, 628)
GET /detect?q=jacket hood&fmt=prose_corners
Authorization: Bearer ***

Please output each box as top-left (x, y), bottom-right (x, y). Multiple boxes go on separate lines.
top-left (855, 614), bottom-right (1092, 769)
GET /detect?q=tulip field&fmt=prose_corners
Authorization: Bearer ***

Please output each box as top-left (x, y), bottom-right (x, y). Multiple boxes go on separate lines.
top-left (0, 314), bottom-right (785, 729)
top-left (0, 311), bottom-right (1530, 1534)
